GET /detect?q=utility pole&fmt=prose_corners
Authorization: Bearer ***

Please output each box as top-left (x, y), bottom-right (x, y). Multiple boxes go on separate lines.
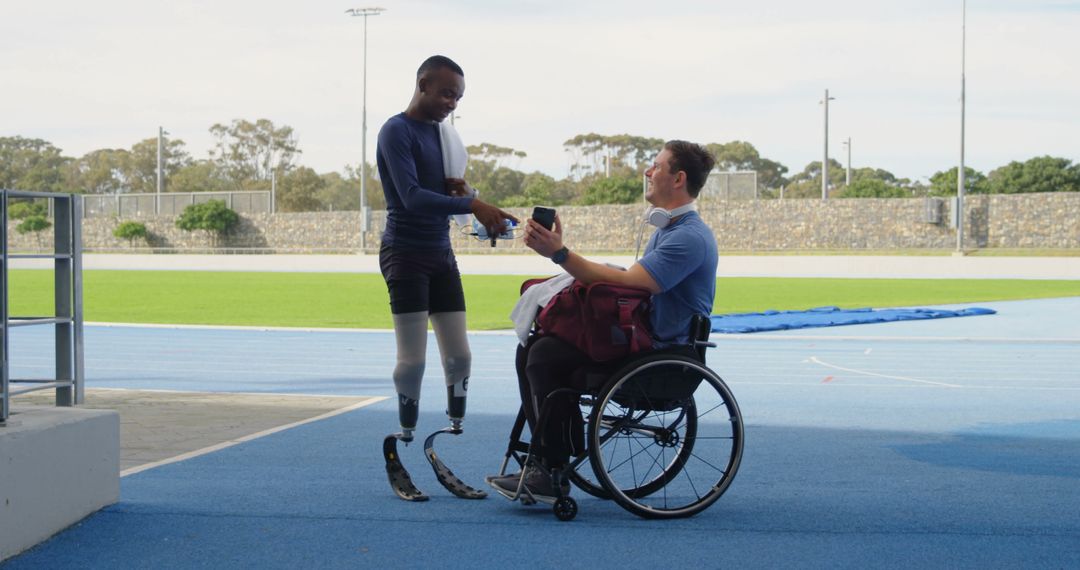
top-left (346, 7), bottom-right (386, 252)
top-left (270, 139), bottom-right (277, 214)
top-left (821, 89), bottom-right (836, 200)
top-left (842, 137), bottom-right (851, 186)
top-left (956, 0), bottom-right (967, 254)
top-left (156, 126), bottom-right (166, 214)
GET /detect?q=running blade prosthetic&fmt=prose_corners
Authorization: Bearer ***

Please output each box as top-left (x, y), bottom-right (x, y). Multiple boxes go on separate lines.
top-left (383, 433), bottom-right (428, 501)
top-left (424, 427), bottom-right (487, 499)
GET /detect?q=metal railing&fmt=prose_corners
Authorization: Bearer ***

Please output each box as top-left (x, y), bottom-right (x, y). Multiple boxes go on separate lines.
top-left (82, 191), bottom-right (272, 217)
top-left (1, 190), bottom-right (84, 424)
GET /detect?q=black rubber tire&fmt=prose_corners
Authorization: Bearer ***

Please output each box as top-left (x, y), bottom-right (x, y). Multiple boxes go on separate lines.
top-left (568, 462), bottom-right (610, 499)
top-left (589, 355), bottom-right (743, 519)
top-left (567, 405), bottom-right (611, 499)
top-left (573, 384), bottom-right (697, 500)
top-left (553, 496), bottom-right (578, 521)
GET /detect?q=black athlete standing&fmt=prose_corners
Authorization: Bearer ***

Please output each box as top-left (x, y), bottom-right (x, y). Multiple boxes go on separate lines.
top-left (375, 55), bottom-right (517, 500)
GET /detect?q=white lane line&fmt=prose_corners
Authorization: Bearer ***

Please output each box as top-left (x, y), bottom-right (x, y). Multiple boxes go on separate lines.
top-left (93, 387), bottom-right (371, 398)
top-left (120, 396), bottom-right (388, 478)
top-left (85, 322), bottom-right (518, 336)
top-left (715, 335), bottom-right (1080, 344)
top-left (726, 380), bottom-right (1080, 391)
top-left (808, 356), bottom-right (963, 388)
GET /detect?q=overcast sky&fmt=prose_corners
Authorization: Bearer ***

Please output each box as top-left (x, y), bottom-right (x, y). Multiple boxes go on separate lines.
top-left (3, 0), bottom-right (1078, 183)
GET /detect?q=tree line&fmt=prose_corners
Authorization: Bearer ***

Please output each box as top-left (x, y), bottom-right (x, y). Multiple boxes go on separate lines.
top-left (3, 122), bottom-right (1079, 214)
top-left (0, 119), bottom-right (378, 213)
top-left (452, 135), bottom-right (1080, 204)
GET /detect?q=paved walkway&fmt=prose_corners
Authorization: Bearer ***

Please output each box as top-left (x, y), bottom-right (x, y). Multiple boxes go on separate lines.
top-left (12, 253), bottom-right (1080, 279)
top-left (13, 389), bottom-right (378, 474)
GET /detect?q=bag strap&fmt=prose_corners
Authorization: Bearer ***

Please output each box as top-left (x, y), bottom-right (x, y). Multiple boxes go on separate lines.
top-left (617, 297), bottom-right (642, 352)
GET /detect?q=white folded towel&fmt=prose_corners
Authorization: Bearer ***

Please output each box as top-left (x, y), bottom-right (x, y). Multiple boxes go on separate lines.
top-left (439, 122), bottom-right (476, 226)
top-left (510, 273), bottom-right (575, 346)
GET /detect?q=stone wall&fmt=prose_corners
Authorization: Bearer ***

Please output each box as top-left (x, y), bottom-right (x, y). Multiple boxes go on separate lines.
top-left (982, 193), bottom-right (1080, 248)
top-left (7, 193), bottom-right (1080, 253)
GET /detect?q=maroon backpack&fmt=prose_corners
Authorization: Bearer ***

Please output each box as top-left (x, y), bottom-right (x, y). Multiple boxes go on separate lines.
top-left (522, 277), bottom-right (654, 362)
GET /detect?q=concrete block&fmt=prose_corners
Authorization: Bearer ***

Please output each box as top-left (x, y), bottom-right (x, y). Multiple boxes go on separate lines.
top-left (0, 405), bottom-right (119, 562)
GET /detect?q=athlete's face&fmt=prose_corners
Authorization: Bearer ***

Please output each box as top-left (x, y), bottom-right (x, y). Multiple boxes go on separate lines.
top-left (645, 149), bottom-right (680, 206)
top-left (416, 67), bottom-right (464, 123)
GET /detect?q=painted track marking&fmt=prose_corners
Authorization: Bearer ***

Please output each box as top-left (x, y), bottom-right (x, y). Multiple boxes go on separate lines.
top-left (809, 356), bottom-right (963, 388)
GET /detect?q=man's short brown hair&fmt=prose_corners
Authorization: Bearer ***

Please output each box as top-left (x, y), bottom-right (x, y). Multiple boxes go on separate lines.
top-left (664, 140), bottom-right (716, 198)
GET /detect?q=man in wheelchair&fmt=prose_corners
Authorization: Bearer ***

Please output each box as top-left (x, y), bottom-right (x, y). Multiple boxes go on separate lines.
top-left (488, 140), bottom-right (719, 502)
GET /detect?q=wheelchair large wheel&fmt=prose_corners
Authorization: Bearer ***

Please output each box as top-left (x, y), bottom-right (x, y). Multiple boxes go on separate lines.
top-left (567, 399), bottom-right (613, 499)
top-left (588, 354), bottom-right (743, 519)
top-left (568, 394), bottom-right (687, 500)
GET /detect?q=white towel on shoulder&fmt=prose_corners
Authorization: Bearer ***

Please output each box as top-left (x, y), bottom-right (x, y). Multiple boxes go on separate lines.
top-left (438, 122), bottom-right (475, 226)
top-left (510, 273), bottom-right (575, 346)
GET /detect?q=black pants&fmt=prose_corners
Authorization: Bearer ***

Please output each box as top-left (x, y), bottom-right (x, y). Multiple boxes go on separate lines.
top-left (515, 336), bottom-right (592, 468)
top-left (515, 336), bottom-right (703, 468)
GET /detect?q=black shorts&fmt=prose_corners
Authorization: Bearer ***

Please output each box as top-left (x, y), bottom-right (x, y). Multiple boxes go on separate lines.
top-left (379, 244), bottom-right (466, 314)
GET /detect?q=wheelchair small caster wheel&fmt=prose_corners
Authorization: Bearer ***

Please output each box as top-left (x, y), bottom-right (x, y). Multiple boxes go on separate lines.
top-left (553, 496), bottom-right (577, 521)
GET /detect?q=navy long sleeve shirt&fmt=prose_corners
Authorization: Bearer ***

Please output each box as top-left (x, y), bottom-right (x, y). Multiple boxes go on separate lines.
top-left (376, 113), bottom-right (474, 249)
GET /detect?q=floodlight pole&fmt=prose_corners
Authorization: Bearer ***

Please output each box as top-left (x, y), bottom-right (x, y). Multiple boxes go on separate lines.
top-left (956, 0), bottom-right (967, 254)
top-left (821, 89), bottom-right (836, 200)
top-left (347, 7), bottom-right (385, 252)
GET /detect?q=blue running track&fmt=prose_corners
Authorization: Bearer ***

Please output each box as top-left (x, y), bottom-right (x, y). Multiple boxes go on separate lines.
top-left (5, 298), bottom-right (1080, 568)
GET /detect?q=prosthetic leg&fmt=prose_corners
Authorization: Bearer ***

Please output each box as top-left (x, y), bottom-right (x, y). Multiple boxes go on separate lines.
top-left (382, 311), bottom-right (487, 500)
top-left (383, 312), bottom-right (429, 501)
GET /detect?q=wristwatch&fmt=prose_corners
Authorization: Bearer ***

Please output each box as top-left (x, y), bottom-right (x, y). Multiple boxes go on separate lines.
top-left (551, 246), bottom-right (570, 265)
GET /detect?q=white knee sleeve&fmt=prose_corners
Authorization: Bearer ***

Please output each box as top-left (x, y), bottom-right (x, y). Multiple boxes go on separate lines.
top-left (392, 312), bottom-right (428, 429)
top-left (431, 312), bottom-right (472, 388)
top-left (431, 312), bottom-right (472, 420)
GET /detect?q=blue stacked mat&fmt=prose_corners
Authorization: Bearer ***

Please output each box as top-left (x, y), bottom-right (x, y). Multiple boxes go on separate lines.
top-left (710, 305), bottom-right (996, 334)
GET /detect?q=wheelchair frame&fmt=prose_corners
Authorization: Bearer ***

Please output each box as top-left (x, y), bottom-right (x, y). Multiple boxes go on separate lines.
top-left (490, 315), bottom-right (744, 521)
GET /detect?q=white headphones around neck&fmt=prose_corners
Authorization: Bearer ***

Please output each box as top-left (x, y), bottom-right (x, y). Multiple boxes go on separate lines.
top-left (645, 202), bottom-right (697, 228)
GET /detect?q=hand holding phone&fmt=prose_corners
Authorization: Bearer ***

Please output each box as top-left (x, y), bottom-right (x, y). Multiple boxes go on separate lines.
top-left (532, 206), bottom-right (556, 231)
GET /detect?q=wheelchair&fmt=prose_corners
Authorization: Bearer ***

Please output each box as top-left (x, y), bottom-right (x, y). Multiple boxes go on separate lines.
top-left (490, 314), bottom-right (744, 521)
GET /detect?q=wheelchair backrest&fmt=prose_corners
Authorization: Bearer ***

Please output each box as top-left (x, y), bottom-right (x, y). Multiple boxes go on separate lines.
top-left (690, 314), bottom-right (712, 362)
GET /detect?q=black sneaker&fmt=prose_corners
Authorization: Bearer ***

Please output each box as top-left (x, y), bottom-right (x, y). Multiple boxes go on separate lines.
top-left (509, 466), bottom-right (570, 500)
top-left (486, 471), bottom-right (523, 497)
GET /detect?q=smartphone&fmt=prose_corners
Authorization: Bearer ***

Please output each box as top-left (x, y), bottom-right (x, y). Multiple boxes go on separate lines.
top-left (532, 206), bottom-right (556, 231)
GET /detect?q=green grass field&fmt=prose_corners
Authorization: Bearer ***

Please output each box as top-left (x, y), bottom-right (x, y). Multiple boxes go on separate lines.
top-left (10, 269), bottom-right (1080, 330)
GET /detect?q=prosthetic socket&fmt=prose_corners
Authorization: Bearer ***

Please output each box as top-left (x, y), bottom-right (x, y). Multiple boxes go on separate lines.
top-left (396, 374), bottom-right (469, 441)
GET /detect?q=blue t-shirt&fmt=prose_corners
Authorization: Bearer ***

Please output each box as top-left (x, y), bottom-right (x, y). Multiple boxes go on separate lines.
top-left (376, 113), bottom-right (474, 249)
top-left (637, 211), bottom-right (718, 346)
